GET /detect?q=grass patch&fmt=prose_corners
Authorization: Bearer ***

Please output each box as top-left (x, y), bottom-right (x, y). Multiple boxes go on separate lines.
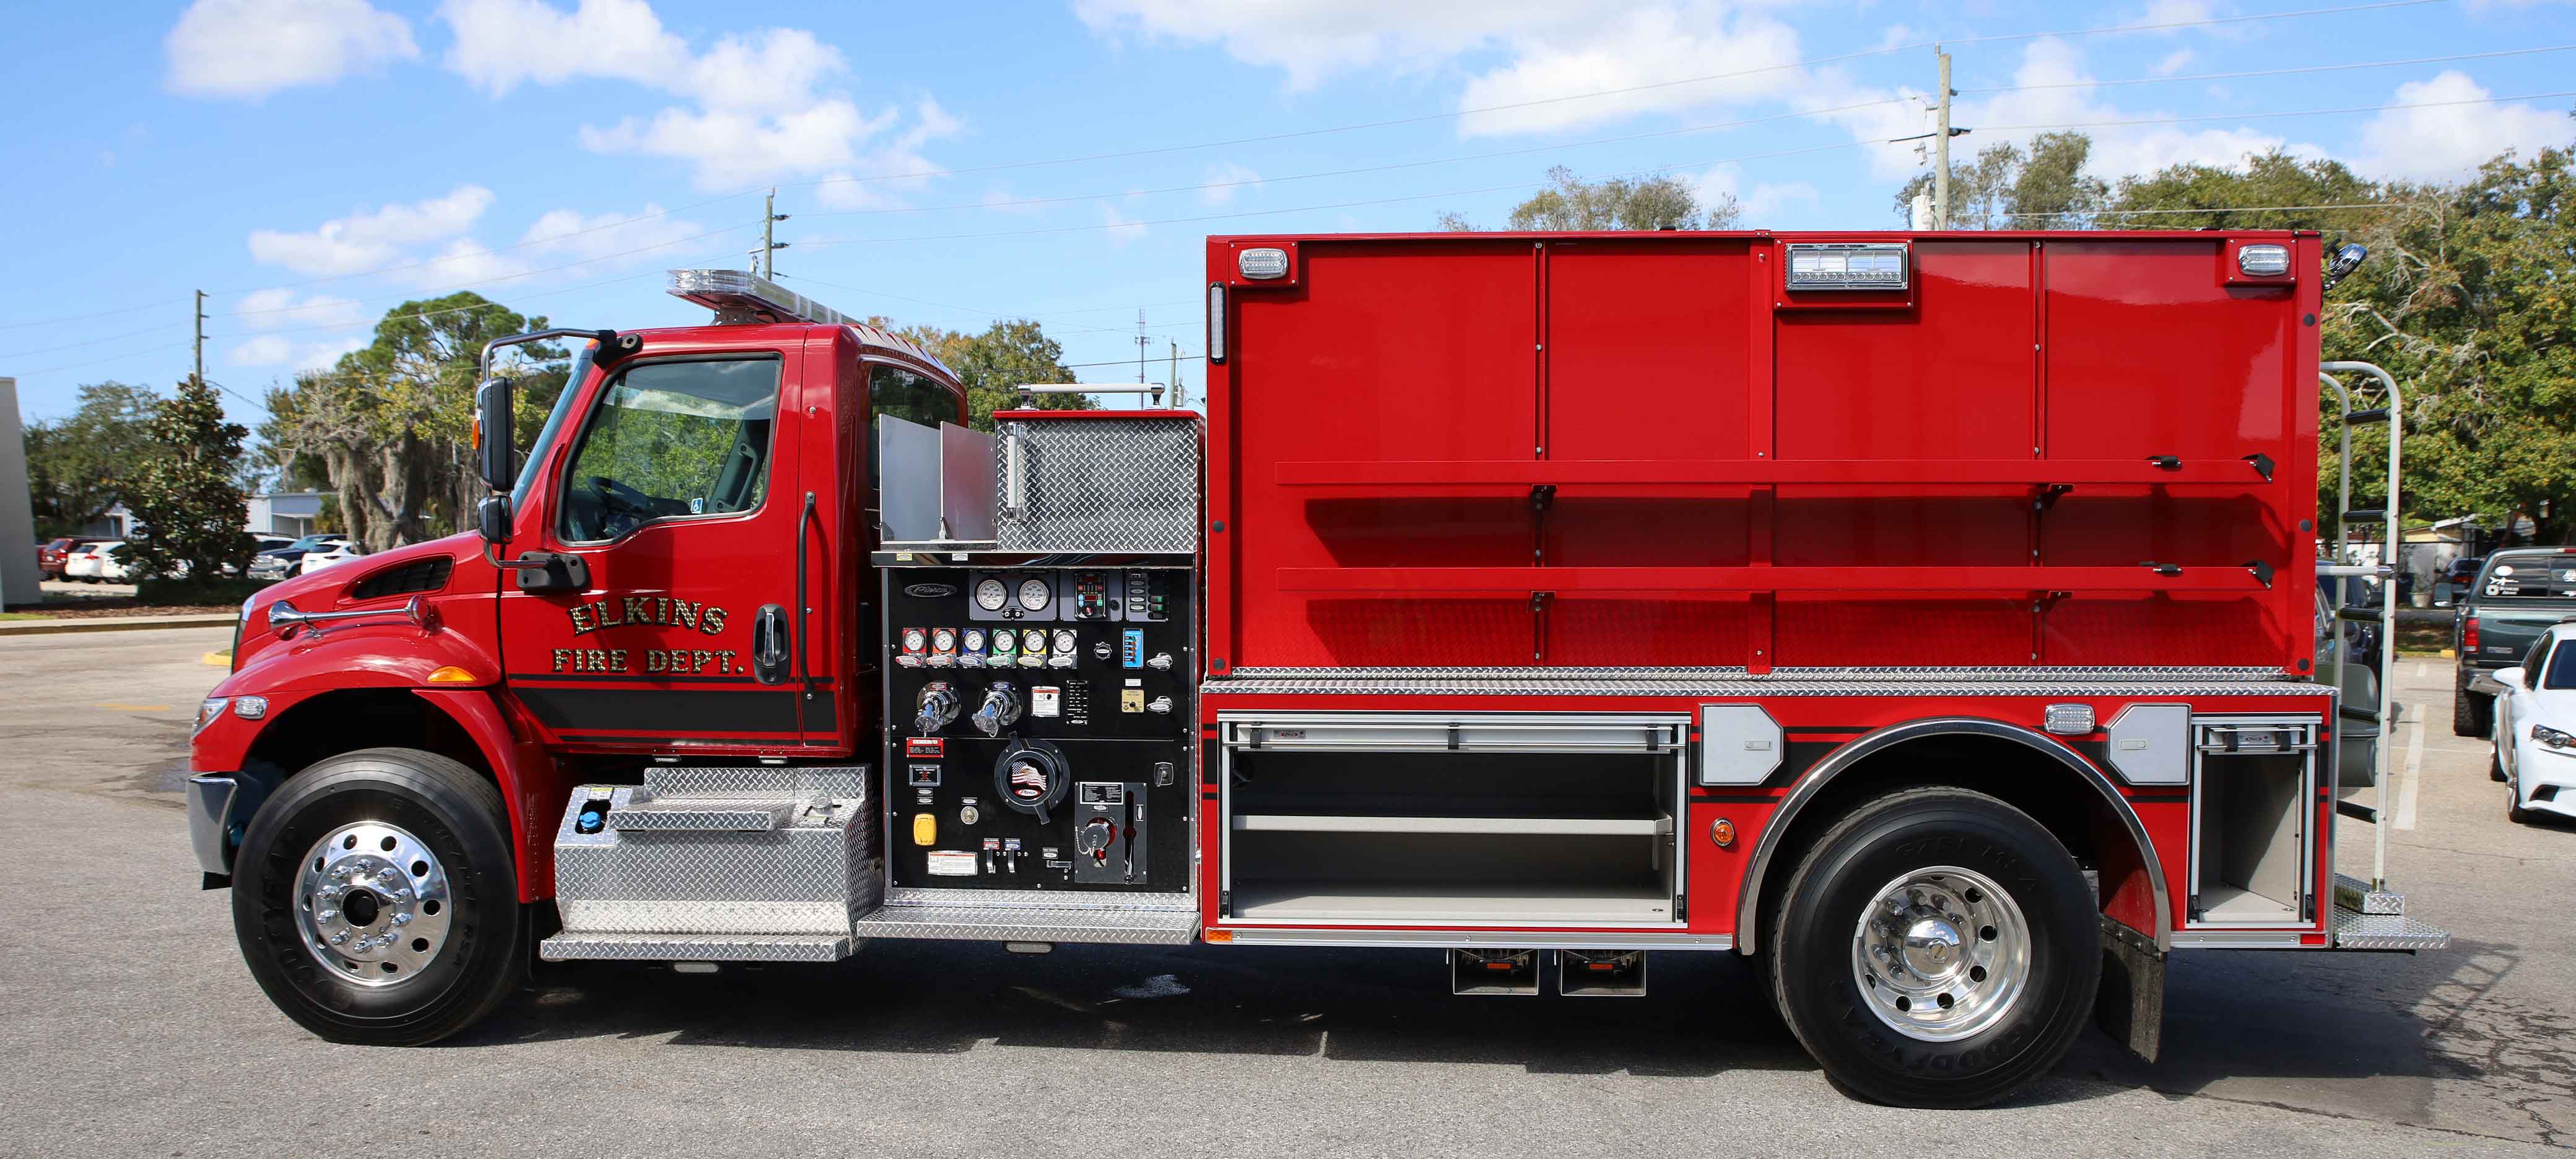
top-left (0, 611), bottom-right (53, 622)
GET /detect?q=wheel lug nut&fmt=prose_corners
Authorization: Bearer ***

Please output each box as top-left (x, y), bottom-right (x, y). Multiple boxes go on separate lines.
top-left (317, 909), bottom-right (337, 922)
top-left (391, 913), bottom-right (412, 926)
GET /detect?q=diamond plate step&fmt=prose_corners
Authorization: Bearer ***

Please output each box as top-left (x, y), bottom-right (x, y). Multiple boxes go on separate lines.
top-left (2333, 873), bottom-right (2404, 916)
top-left (853, 903), bottom-right (1201, 945)
top-left (606, 799), bottom-right (793, 832)
top-left (2331, 908), bottom-right (2450, 951)
top-left (540, 931), bottom-right (853, 962)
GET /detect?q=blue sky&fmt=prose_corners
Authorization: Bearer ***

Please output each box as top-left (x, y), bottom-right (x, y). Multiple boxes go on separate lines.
top-left (2, 0), bottom-right (2571, 430)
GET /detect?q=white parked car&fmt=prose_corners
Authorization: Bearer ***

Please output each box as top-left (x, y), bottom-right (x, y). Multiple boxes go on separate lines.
top-left (63, 540), bottom-right (121, 583)
top-left (2490, 620), bottom-right (2576, 825)
top-left (295, 539), bottom-right (363, 574)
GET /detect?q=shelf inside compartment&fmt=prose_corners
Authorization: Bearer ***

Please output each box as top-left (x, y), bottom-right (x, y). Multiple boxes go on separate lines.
top-left (2191, 730), bottom-right (2313, 926)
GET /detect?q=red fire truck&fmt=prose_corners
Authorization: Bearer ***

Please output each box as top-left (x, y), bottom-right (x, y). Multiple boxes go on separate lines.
top-left (188, 233), bottom-right (2443, 1108)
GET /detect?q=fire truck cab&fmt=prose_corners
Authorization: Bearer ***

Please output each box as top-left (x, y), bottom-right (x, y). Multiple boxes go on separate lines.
top-left (188, 237), bottom-right (2443, 1108)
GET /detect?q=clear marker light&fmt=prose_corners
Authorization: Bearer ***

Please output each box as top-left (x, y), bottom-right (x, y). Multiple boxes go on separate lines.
top-left (2237, 244), bottom-right (2291, 276)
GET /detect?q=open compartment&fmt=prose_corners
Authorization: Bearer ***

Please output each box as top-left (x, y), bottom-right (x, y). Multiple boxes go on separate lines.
top-left (2187, 716), bottom-right (2319, 927)
top-left (1218, 714), bottom-right (1686, 926)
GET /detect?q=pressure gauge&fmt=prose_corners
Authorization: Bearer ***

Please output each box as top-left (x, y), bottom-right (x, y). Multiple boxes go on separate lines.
top-left (974, 578), bottom-right (1009, 611)
top-left (988, 630), bottom-right (1016, 654)
top-left (963, 628), bottom-right (985, 652)
top-left (1017, 577), bottom-right (1053, 612)
top-left (931, 628), bottom-right (957, 652)
top-left (902, 628), bottom-right (926, 652)
top-left (1023, 628), bottom-right (1050, 653)
top-left (1051, 629), bottom-right (1077, 654)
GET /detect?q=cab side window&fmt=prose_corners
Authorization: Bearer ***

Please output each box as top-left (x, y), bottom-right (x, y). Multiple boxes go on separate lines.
top-left (868, 363), bottom-right (966, 486)
top-left (558, 357), bottom-right (782, 544)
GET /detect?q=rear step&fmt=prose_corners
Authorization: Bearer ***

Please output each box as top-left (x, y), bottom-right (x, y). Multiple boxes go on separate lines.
top-left (540, 766), bottom-right (876, 963)
top-left (1450, 948), bottom-right (1540, 995)
top-left (2329, 874), bottom-right (2449, 951)
top-left (1559, 949), bottom-right (1648, 996)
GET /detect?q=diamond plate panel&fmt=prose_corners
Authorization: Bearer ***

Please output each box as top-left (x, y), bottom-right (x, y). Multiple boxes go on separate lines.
top-left (853, 904), bottom-right (1202, 945)
top-left (2333, 873), bottom-right (2405, 916)
top-left (554, 783), bottom-right (879, 937)
top-left (539, 932), bottom-right (854, 962)
top-left (881, 886), bottom-right (1193, 912)
top-left (646, 766), bottom-right (868, 799)
top-left (606, 802), bottom-right (790, 832)
top-left (994, 418), bottom-right (1200, 553)
top-left (2332, 909), bottom-right (2450, 951)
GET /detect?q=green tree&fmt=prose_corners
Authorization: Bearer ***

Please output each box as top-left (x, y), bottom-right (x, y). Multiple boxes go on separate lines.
top-left (120, 376), bottom-right (253, 582)
top-left (263, 293), bottom-right (564, 551)
top-left (1893, 132), bottom-right (2107, 228)
top-left (21, 381), bottom-right (162, 537)
top-left (877, 318), bottom-right (1090, 430)
top-left (1442, 165), bottom-right (1739, 232)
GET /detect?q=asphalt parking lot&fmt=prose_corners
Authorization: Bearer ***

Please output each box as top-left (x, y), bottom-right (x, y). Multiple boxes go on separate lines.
top-left (1, 628), bottom-right (2569, 1157)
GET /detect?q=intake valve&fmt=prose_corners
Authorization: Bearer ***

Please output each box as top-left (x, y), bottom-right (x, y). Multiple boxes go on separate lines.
top-left (971, 682), bottom-right (1024, 737)
top-left (914, 681), bottom-right (960, 734)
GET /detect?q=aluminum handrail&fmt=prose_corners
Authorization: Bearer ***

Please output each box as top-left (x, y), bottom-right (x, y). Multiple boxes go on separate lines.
top-left (2323, 359), bottom-right (2401, 890)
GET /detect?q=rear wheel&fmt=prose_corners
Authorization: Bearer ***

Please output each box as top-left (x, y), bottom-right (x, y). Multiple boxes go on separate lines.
top-left (2455, 678), bottom-right (2492, 738)
top-left (1769, 787), bottom-right (2097, 1108)
top-left (230, 747), bottom-right (525, 1044)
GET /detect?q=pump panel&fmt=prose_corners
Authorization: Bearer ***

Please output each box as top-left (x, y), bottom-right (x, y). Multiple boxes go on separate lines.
top-left (884, 565), bottom-right (1193, 892)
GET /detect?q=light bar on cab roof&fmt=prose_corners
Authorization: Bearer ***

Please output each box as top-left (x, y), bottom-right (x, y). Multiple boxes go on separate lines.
top-left (668, 268), bottom-right (861, 328)
top-left (666, 268), bottom-right (955, 377)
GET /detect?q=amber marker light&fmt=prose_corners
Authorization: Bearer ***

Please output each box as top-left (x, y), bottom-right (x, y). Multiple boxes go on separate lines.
top-left (427, 666), bottom-right (478, 684)
top-left (1710, 818), bottom-right (1738, 849)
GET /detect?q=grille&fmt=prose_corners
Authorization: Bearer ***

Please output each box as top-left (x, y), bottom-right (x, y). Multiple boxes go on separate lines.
top-left (994, 417), bottom-right (1200, 553)
top-left (349, 555), bottom-right (454, 600)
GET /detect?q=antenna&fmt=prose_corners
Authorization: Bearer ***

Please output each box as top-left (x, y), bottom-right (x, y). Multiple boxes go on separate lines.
top-left (1136, 308), bottom-right (1148, 384)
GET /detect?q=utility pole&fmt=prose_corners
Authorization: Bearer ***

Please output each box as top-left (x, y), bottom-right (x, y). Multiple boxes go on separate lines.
top-left (1136, 308), bottom-right (1148, 384)
top-left (1933, 46), bottom-right (1953, 231)
top-left (193, 290), bottom-right (206, 385)
top-left (759, 188), bottom-right (790, 278)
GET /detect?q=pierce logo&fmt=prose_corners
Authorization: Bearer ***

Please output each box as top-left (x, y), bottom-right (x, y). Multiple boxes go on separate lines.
top-left (904, 583), bottom-right (958, 598)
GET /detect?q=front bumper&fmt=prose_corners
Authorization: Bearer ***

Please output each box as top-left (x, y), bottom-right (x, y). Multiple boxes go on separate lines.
top-left (2520, 750), bottom-right (2576, 819)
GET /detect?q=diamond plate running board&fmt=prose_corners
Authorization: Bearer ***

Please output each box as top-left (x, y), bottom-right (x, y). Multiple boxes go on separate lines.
top-left (2331, 908), bottom-right (2450, 952)
top-left (852, 904), bottom-right (1201, 945)
top-left (540, 931), bottom-right (853, 962)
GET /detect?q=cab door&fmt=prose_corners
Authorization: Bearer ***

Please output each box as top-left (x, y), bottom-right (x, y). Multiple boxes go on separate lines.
top-left (497, 342), bottom-right (832, 751)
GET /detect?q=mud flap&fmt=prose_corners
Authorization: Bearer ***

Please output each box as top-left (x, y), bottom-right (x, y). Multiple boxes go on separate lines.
top-left (2095, 917), bottom-right (2164, 1064)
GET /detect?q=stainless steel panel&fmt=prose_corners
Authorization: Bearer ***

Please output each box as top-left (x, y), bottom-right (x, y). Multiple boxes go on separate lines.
top-left (552, 770), bottom-right (878, 938)
top-left (1216, 927), bottom-right (1733, 950)
top-left (877, 415), bottom-right (943, 544)
top-left (2104, 703), bottom-right (2191, 786)
top-left (186, 774), bottom-right (236, 875)
top-left (2331, 908), bottom-right (2451, 951)
top-left (2333, 873), bottom-right (2405, 916)
top-left (1697, 704), bottom-right (1782, 786)
top-left (881, 885), bottom-right (1193, 911)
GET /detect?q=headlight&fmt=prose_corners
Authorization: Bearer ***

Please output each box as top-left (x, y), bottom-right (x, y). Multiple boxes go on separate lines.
top-left (198, 698), bottom-right (229, 731)
top-left (2535, 725), bottom-right (2576, 750)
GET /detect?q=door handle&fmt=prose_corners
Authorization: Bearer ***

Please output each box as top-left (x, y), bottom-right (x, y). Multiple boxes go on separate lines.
top-left (753, 603), bottom-right (791, 685)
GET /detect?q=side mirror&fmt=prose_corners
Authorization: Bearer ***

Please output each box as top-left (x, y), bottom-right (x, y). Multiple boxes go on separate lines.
top-left (2497, 666), bottom-right (2525, 691)
top-left (474, 377), bottom-right (515, 492)
top-left (476, 494), bottom-right (511, 545)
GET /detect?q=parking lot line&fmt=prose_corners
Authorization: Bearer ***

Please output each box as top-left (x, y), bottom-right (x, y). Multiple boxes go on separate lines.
top-left (2397, 701), bottom-right (2424, 831)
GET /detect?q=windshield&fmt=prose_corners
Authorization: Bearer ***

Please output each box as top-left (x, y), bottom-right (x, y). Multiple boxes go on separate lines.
top-left (512, 342), bottom-right (599, 508)
top-left (2477, 552), bottom-right (2576, 601)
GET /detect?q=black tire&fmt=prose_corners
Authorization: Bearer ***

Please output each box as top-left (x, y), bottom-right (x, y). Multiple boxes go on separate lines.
top-left (1768, 787), bottom-right (2098, 1108)
top-left (230, 747), bottom-right (525, 1045)
top-left (2454, 679), bottom-right (2492, 738)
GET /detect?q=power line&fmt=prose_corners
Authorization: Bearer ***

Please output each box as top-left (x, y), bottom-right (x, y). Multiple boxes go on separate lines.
top-left (1976, 87), bottom-right (2576, 134)
top-left (10, 340), bottom-right (196, 379)
top-left (1956, 43), bottom-right (2576, 95)
top-left (224, 224), bottom-right (757, 321)
top-left (215, 191), bottom-right (768, 296)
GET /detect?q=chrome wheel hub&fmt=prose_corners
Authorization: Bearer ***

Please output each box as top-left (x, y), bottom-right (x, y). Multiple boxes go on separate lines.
top-left (294, 822), bottom-right (453, 988)
top-left (1850, 865), bottom-right (2030, 1042)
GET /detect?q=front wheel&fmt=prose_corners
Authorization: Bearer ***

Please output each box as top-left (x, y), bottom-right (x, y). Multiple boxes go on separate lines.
top-left (1769, 787), bottom-right (2099, 1108)
top-left (230, 747), bottom-right (526, 1044)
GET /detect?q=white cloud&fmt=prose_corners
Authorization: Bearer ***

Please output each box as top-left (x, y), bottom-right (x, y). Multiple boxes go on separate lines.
top-left (235, 289), bottom-right (368, 330)
top-left (1199, 162), bottom-right (1264, 206)
top-left (225, 332), bottom-right (367, 371)
top-left (2152, 48), bottom-right (2195, 76)
top-left (1455, 7), bottom-right (1806, 137)
top-left (166, 0), bottom-right (417, 99)
top-left (1693, 163), bottom-right (1817, 224)
top-left (2356, 72), bottom-right (2570, 181)
top-left (1100, 203), bottom-right (1147, 245)
top-left (247, 186), bottom-right (496, 276)
top-left (1823, 39), bottom-right (2319, 184)
top-left (443, 1), bottom-right (961, 193)
top-left (1074, 0), bottom-right (1591, 91)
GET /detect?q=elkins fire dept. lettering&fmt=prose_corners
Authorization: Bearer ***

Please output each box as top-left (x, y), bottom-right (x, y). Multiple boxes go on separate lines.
top-left (565, 596), bottom-right (730, 638)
